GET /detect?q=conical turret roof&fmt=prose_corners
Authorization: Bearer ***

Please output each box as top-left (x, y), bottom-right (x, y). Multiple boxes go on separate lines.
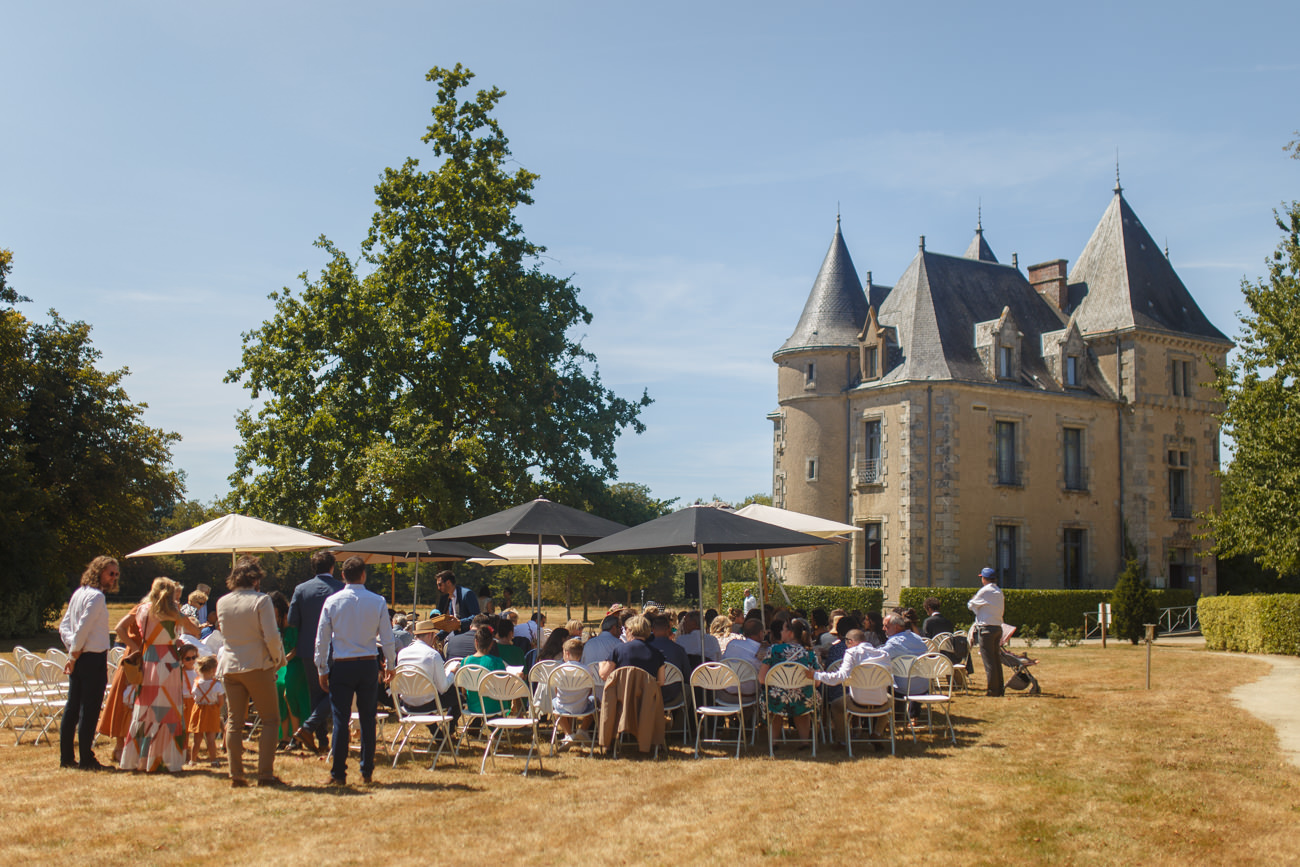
top-left (776, 217), bottom-right (870, 355)
top-left (1068, 190), bottom-right (1230, 343)
top-left (964, 226), bottom-right (999, 263)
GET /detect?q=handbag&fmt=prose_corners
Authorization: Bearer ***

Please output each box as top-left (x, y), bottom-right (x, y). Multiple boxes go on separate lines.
top-left (120, 651), bottom-right (143, 687)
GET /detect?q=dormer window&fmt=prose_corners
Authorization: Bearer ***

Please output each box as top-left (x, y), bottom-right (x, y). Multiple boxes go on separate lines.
top-left (863, 345), bottom-right (878, 380)
top-left (1065, 355), bottom-right (1080, 386)
top-left (998, 345), bottom-right (1014, 379)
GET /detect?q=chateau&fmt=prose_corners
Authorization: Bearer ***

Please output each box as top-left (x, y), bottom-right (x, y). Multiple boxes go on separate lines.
top-left (769, 181), bottom-right (1231, 599)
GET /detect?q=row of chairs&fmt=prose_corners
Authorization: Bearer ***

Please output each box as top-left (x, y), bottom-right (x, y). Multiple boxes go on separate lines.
top-left (1, 656), bottom-right (70, 745)
top-left (383, 649), bottom-right (959, 772)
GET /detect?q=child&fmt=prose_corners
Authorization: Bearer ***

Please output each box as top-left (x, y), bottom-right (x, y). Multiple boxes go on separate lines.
top-left (188, 655), bottom-right (225, 764)
top-left (554, 638), bottom-right (596, 750)
top-left (180, 647), bottom-right (199, 761)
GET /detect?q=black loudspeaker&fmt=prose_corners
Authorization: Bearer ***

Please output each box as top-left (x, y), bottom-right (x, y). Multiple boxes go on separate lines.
top-left (683, 571), bottom-right (699, 600)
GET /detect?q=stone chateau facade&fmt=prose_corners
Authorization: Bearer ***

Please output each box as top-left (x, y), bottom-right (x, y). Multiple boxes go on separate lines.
top-left (770, 182), bottom-right (1231, 599)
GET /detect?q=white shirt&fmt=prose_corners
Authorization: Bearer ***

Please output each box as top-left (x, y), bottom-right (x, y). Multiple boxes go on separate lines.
top-left (580, 630), bottom-right (621, 665)
top-left (968, 582), bottom-right (1005, 626)
top-left (676, 631), bottom-right (720, 662)
top-left (721, 636), bottom-right (762, 697)
top-left (517, 619), bottom-right (540, 645)
top-left (59, 586), bottom-right (110, 655)
top-left (395, 639), bottom-right (451, 705)
top-left (314, 584), bottom-right (397, 674)
top-left (815, 643), bottom-right (891, 705)
top-left (743, 595), bottom-right (758, 614)
top-left (204, 630), bottom-right (225, 655)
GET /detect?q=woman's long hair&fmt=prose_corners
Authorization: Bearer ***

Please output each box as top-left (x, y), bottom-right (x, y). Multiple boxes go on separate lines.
top-left (537, 627), bottom-right (570, 661)
top-left (146, 577), bottom-right (181, 621)
top-left (786, 618), bottom-right (812, 649)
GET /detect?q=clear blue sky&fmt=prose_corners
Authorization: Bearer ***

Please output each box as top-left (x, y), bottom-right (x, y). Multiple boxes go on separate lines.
top-left (3, 2), bottom-right (1297, 513)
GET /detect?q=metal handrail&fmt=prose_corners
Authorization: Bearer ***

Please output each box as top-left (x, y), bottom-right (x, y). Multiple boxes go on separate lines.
top-left (1083, 604), bottom-right (1200, 639)
top-left (854, 569), bottom-right (882, 588)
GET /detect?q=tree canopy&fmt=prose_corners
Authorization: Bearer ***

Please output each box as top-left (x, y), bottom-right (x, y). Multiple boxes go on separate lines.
top-left (1208, 139), bottom-right (1300, 575)
top-left (0, 248), bottom-right (184, 636)
top-left (226, 65), bottom-right (650, 541)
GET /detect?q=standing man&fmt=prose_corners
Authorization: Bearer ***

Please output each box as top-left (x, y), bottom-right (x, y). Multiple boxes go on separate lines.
top-left (968, 566), bottom-right (1005, 697)
top-left (315, 556), bottom-right (395, 786)
top-left (435, 570), bottom-right (479, 632)
top-left (743, 588), bottom-right (759, 615)
top-left (288, 550), bottom-right (342, 754)
top-left (58, 556), bottom-right (118, 770)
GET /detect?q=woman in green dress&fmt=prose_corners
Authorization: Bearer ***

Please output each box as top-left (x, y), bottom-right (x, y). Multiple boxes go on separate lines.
top-left (759, 618), bottom-right (818, 746)
top-left (270, 592), bottom-right (310, 745)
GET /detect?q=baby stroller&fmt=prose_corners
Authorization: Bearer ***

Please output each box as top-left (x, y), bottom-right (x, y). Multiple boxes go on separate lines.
top-left (999, 646), bottom-right (1041, 695)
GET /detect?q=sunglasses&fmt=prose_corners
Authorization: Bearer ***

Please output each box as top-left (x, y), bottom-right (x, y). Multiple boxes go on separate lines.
top-left (182, 655), bottom-right (198, 662)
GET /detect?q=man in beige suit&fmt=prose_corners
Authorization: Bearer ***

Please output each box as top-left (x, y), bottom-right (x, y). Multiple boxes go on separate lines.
top-left (216, 556), bottom-right (286, 787)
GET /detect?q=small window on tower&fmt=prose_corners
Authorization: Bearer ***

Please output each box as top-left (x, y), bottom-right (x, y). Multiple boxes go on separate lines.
top-left (806, 458), bottom-right (818, 481)
top-left (805, 362), bottom-right (816, 386)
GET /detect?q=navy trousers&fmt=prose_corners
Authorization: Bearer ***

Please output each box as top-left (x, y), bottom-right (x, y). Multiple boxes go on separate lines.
top-left (328, 658), bottom-right (379, 782)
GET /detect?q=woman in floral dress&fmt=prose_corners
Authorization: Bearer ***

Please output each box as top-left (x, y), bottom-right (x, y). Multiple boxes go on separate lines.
top-left (120, 577), bottom-right (200, 772)
top-left (759, 618), bottom-right (818, 747)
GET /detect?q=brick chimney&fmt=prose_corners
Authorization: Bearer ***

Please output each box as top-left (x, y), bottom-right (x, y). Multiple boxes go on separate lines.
top-left (1028, 259), bottom-right (1068, 310)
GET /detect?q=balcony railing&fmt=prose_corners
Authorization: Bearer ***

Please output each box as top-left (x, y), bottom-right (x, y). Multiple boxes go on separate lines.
top-left (855, 459), bottom-right (880, 485)
top-left (854, 569), bottom-right (882, 588)
top-left (1170, 503), bottom-right (1193, 519)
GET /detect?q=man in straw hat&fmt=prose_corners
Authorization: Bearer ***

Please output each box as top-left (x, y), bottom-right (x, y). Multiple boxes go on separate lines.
top-left (395, 617), bottom-right (461, 732)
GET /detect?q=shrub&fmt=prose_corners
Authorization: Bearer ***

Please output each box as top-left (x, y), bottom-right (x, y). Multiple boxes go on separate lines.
top-left (719, 582), bottom-right (883, 616)
top-left (1111, 557), bottom-right (1157, 644)
top-left (897, 586), bottom-right (1196, 638)
top-left (1199, 594), bottom-right (1300, 656)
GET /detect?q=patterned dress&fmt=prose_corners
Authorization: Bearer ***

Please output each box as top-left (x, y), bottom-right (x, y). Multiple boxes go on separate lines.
top-left (120, 605), bottom-right (187, 772)
top-left (762, 642), bottom-right (817, 716)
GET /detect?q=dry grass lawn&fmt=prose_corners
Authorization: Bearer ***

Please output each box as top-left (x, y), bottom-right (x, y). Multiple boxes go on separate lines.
top-left (3, 641), bottom-right (1298, 866)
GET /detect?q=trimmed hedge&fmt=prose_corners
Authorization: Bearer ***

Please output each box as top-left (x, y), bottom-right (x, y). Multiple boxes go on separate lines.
top-left (719, 582), bottom-right (883, 615)
top-left (898, 587), bottom-right (1197, 637)
top-left (1199, 594), bottom-right (1300, 656)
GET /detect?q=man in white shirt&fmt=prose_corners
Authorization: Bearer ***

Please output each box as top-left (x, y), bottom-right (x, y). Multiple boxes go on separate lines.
top-left (968, 567), bottom-right (1005, 697)
top-left (58, 556), bottom-right (118, 770)
top-left (675, 612), bottom-right (720, 667)
top-left (743, 588), bottom-right (759, 615)
top-left (395, 619), bottom-right (459, 729)
top-left (812, 629), bottom-right (890, 746)
top-left (315, 556), bottom-right (396, 786)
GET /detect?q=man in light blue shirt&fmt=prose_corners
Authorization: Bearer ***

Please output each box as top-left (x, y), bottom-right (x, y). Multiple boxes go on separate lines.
top-left (968, 566), bottom-right (1006, 697)
top-left (315, 556), bottom-right (396, 786)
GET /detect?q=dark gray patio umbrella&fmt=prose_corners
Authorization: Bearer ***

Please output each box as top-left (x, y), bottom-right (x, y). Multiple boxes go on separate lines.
top-left (568, 504), bottom-right (836, 610)
top-left (331, 525), bottom-right (502, 610)
top-left (425, 498), bottom-right (628, 621)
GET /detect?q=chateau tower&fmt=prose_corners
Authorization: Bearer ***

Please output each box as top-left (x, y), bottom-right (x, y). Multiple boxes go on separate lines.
top-left (771, 217), bottom-right (870, 586)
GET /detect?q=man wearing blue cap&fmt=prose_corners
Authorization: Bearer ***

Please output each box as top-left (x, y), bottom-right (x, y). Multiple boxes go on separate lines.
top-left (968, 567), bottom-right (1005, 697)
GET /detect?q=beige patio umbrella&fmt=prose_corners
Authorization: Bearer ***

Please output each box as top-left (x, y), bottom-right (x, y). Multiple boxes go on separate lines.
top-left (731, 503), bottom-right (858, 618)
top-left (126, 513), bottom-right (342, 567)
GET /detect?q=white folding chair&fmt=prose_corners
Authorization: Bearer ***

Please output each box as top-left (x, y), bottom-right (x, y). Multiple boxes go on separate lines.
top-left (107, 646), bottom-right (125, 666)
top-left (906, 654), bottom-right (956, 745)
top-left (719, 658), bottom-right (761, 744)
top-left (388, 665), bottom-right (458, 769)
top-left (478, 672), bottom-right (542, 775)
top-left (45, 648), bottom-right (70, 667)
top-left (764, 661), bottom-right (818, 757)
top-left (31, 660), bottom-right (69, 745)
top-left (454, 664), bottom-right (497, 759)
top-left (842, 663), bottom-right (895, 757)
top-left (933, 634), bottom-right (968, 691)
top-left (660, 662), bottom-right (689, 744)
top-left (528, 659), bottom-right (561, 735)
top-left (0, 659), bottom-right (41, 742)
top-left (546, 663), bottom-right (597, 757)
top-left (689, 662), bottom-right (745, 759)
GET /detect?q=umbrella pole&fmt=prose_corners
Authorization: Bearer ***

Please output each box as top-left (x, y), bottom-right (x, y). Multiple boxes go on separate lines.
top-left (758, 551), bottom-right (767, 629)
top-left (715, 553), bottom-right (723, 613)
top-left (536, 538), bottom-right (543, 637)
top-left (414, 559), bottom-right (420, 615)
top-left (695, 544), bottom-right (703, 613)
top-left (390, 557), bottom-right (396, 606)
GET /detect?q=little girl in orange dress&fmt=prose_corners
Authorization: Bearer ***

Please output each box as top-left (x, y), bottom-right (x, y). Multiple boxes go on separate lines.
top-left (188, 656), bottom-right (225, 764)
top-left (180, 647), bottom-right (199, 762)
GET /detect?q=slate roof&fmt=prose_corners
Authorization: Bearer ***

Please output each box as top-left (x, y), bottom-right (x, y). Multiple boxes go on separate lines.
top-left (776, 218), bottom-right (871, 355)
top-left (1067, 190), bottom-right (1231, 344)
top-left (873, 249), bottom-right (1080, 390)
top-left (964, 227), bottom-right (999, 263)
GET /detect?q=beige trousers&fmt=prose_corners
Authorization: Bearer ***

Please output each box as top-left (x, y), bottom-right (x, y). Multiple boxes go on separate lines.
top-left (224, 667), bottom-right (281, 781)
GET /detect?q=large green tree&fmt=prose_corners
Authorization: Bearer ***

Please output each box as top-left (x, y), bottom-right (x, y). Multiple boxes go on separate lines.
top-left (0, 248), bottom-right (184, 636)
top-left (1208, 139), bottom-right (1300, 574)
top-left (227, 65), bottom-right (650, 540)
